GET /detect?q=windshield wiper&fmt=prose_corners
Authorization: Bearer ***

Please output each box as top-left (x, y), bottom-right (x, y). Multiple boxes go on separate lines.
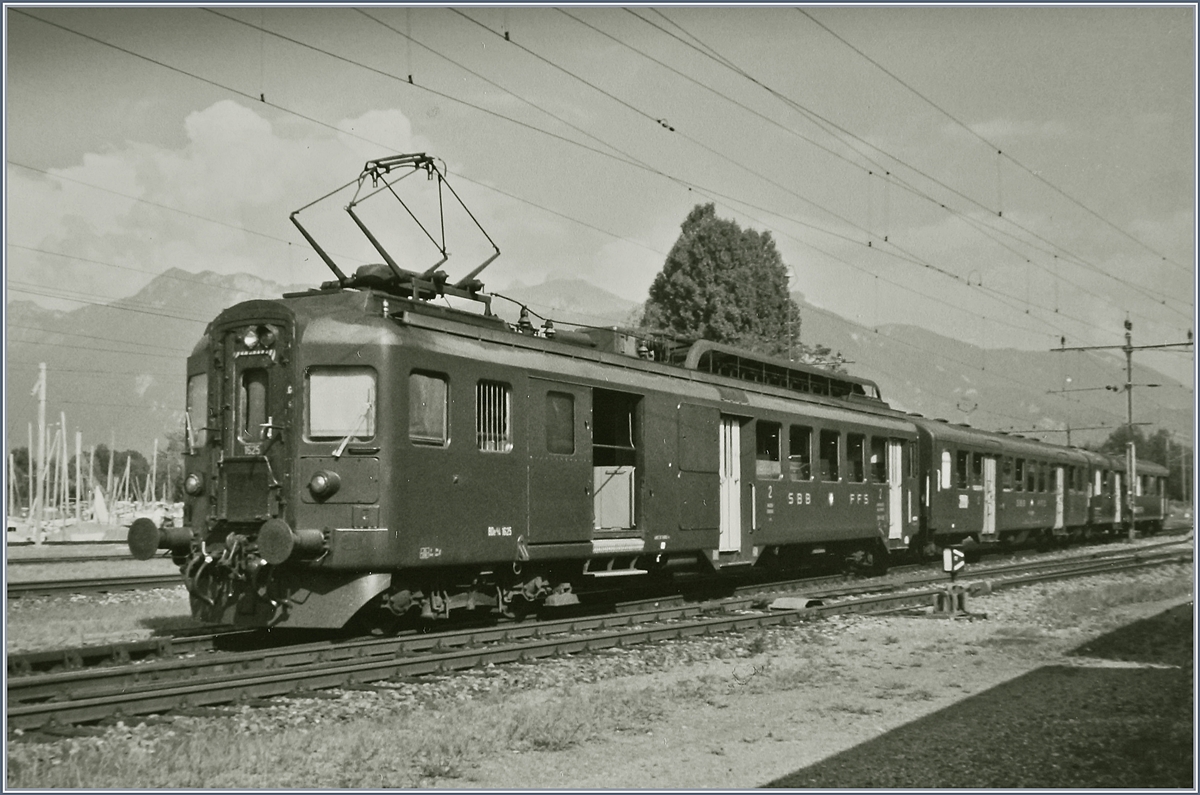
top-left (184, 411), bottom-right (197, 456)
top-left (333, 395), bottom-right (374, 459)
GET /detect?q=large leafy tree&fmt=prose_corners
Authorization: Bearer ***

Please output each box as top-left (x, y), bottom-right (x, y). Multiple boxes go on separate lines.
top-left (641, 203), bottom-right (840, 367)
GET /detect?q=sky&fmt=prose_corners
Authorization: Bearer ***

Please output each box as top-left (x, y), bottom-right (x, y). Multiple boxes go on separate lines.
top-left (5, 6), bottom-right (1196, 388)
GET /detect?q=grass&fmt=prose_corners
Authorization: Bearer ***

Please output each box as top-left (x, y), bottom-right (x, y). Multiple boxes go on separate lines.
top-left (9, 683), bottom-right (676, 788)
top-left (1025, 568), bottom-right (1193, 629)
top-left (6, 590), bottom-right (197, 652)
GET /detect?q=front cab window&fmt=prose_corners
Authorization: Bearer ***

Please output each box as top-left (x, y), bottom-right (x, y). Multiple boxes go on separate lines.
top-left (307, 367), bottom-right (376, 441)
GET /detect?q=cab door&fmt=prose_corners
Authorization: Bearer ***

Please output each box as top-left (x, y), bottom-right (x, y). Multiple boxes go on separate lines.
top-left (216, 312), bottom-right (294, 525)
top-left (526, 379), bottom-right (592, 544)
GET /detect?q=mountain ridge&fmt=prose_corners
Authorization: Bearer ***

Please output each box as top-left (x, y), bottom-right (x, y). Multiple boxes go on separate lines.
top-left (6, 272), bottom-right (1191, 455)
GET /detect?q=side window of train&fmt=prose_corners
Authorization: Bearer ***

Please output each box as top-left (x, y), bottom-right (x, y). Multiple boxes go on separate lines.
top-left (819, 430), bottom-right (839, 482)
top-left (1001, 456), bottom-right (1014, 491)
top-left (846, 433), bottom-right (866, 483)
top-left (940, 450), bottom-right (952, 489)
top-left (1026, 460), bottom-right (1037, 492)
top-left (476, 380), bottom-right (513, 453)
top-left (970, 453), bottom-right (983, 490)
top-left (545, 392), bottom-right (575, 455)
top-left (955, 450), bottom-right (969, 489)
top-left (755, 421), bottom-right (782, 479)
top-left (307, 366), bottom-right (376, 441)
top-left (869, 437), bottom-right (887, 483)
top-left (1014, 459), bottom-right (1025, 491)
top-left (788, 425), bottom-right (813, 481)
top-left (409, 372), bottom-right (449, 447)
top-left (903, 441), bottom-right (914, 479)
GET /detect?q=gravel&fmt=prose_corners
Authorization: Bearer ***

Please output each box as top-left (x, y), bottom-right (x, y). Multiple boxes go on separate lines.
top-left (6, 557), bottom-right (1194, 788)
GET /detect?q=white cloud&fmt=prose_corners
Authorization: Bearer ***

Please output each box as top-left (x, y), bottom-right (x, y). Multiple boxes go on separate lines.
top-left (7, 100), bottom-right (435, 308)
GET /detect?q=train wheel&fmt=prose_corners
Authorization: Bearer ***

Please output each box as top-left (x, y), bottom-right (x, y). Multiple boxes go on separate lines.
top-left (1034, 529), bottom-right (1054, 552)
top-left (849, 541), bottom-right (890, 577)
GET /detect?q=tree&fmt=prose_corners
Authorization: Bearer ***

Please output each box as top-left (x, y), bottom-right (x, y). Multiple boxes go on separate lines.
top-left (1093, 425), bottom-right (1191, 502)
top-left (641, 203), bottom-right (843, 368)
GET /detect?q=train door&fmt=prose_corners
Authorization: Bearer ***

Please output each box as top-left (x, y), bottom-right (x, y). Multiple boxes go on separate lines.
top-left (1053, 467), bottom-right (1065, 530)
top-left (718, 416), bottom-right (742, 552)
top-left (217, 317), bottom-right (294, 525)
top-left (886, 440), bottom-right (903, 541)
top-left (526, 379), bottom-right (592, 544)
top-left (982, 456), bottom-right (997, 538)
top-left (1113, 473), bottom-right (1123, 525)
top-left (592, 389), bottom-right (640, 535)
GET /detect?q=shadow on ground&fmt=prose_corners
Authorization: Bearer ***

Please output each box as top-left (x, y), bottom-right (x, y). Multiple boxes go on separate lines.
top-left (763, 603), bottom-right (1194, 788)
top-left (139, 616), bottom-right (202, 635)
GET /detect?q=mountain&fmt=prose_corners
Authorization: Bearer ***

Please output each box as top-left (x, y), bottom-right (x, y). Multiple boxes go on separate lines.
top-left (6, 271), bottom-right (1191, 459)
top-left (6, 269), bottom-right (304, 456)
top-left (793, 298), bottom-right (1192, 448)
top-left (492, 278), bottom-right (640, 328)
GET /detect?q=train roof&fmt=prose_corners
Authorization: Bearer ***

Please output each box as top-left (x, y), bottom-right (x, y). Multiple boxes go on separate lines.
top-left (911, 417), bottom-right (1091, 461)
top-left (382, 296), bottom-right (916, 432)
top-left (247, 286), bottom-right (1170, 473)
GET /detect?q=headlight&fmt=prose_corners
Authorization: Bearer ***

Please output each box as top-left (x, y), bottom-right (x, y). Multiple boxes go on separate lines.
top-left (184, 473), bottom-right (205, 496)
top-left (242, 327), bottom-right (259, 349)
top-left (309, 470), bottom-right (341, 500)
top-left (258, 326), bottom-right (276, 348)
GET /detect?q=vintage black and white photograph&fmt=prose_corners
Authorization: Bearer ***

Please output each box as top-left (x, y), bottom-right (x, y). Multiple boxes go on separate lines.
top-left (4, 5), bottom-right (1195, 788)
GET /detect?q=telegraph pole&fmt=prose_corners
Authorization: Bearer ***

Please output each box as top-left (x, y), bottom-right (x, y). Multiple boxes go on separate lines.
top-left (1054, 322), bottom-right (1193, 542)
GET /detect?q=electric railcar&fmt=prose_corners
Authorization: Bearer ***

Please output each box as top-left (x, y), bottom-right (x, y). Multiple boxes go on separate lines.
top-left (127, 154), bottom-right (1170, 630)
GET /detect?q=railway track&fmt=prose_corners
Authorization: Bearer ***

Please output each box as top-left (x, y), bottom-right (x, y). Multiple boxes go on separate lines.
top-left (8, 554), bottom-right (133, 566)
top-left (8, 543), bottom-right (1190, 731)
top-left (7, 523), bottom-right (1189, 602)
top-left (8, 534), bottom-right (1182, 676)
top-left (6, 575), bottom-right (182, 598)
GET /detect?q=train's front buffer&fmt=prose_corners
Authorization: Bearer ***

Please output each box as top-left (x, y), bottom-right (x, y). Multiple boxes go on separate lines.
top-left (128, 302), bottom-right (377, 627)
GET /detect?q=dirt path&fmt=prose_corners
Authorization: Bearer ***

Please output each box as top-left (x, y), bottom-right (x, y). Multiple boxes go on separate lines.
top-left (462, 590), bottom-right (1193, 789)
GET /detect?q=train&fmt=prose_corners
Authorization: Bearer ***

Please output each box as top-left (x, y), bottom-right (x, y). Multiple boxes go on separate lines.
top-left (127, 154), bottom-right (1171, 631)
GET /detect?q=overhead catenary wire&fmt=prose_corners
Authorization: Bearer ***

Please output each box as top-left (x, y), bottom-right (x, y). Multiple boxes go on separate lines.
top-left (21, 5), bottom-right (1171, 353)
top-left (796, 7), bottom-right (1193, 276)
top-left (9, 9), bottom-right (1189, 432)
top-left (446, 8), bottom-right (1137, 347)
top-left (627, 8), bottom-right (1193, 321)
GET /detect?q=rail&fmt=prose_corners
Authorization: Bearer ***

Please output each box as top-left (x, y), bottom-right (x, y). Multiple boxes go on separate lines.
top-left (8, 546), bottom-right (1189, 731)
